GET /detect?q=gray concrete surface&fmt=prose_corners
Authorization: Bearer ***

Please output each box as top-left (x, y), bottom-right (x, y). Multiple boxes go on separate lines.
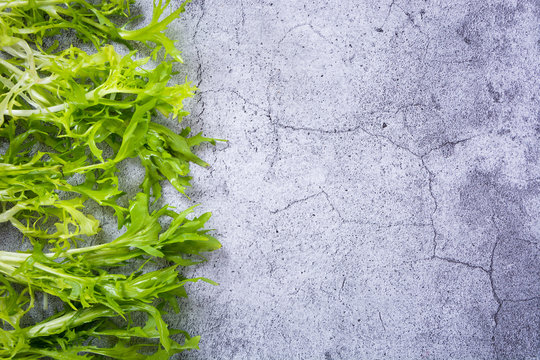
top-left (169, 0), bottom-right (540, 359)
top-left (2, 0), bottom-right (539, 359)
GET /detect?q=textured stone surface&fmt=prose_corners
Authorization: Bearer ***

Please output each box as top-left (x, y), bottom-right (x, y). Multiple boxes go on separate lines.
top-left (164, 0), bottom-right (540, 358)
top-left (4, 0), bottom-right (540, 359)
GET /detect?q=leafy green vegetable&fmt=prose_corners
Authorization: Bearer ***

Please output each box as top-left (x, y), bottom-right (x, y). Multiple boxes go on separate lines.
top-left (0, 0), bottom-right (189, 60)
top-left (0, 0), bottom-right (221, 358)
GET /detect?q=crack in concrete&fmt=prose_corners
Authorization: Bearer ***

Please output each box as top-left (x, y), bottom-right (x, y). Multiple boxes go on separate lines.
top-left (201, 88), bottom-right (267, 113)
top-left (489, 214), bottom-right (503, 359)
top-left (277, 23), bottom-right (310, 46)
top-left (267, 113), bottom-right (280, 170)
top-left (420, 156), bottom-right (439, 258)
top-left (265, 70), bottom-right (281, 173)
top-left (192, 0), bottom-right (206, 41)
top-left (377, 0), bottom-right (428, 36)
top-left (234, 0), bottom-right (246, 46)
top-left (378, 310), bottom-right (387, 332)
top-left (377, 0), bottom-right (396, 31)
top-left (269, 191), bottom-right (324, 214)
top-left (277, 123), bottom-right (366, 135)
top-left (192, 0), bottom-right (206, 117)
top-left (276, 120), bottom-right (474, 160)
top-left (432, 255), bottom-right (489, 272)
top-left (269, 188), bottom-right (432, 230)
top-left (424, 137), bottom-right (477, 157)
top-left (277, 23), bottom-right (340, 51)
top-left (338, 277), bottom-right (346, 300)
top-left (305, 24), bottom-right (340, 50)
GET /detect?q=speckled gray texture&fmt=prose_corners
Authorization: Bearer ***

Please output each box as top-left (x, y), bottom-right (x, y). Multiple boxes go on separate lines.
top-left (4, 0), bottom-right (540, 359)
top-left (165, 0), bottom-right (540, 358)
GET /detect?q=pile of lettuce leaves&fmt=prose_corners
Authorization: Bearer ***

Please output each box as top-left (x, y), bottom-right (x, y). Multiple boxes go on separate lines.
top-left (0, 0), bottom-right (221, 358)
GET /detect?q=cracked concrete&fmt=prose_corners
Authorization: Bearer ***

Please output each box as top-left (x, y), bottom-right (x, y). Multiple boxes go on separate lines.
top-left (163, 0), bottom-right (540, 358)
top-left (2, 0), bottom-right (538, 358)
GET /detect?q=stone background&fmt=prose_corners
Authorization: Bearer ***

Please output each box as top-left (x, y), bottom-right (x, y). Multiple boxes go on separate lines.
top-left (166, 0), bottom-right (540, 358)
top-left (3, 0), bottom-right (539, 359)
